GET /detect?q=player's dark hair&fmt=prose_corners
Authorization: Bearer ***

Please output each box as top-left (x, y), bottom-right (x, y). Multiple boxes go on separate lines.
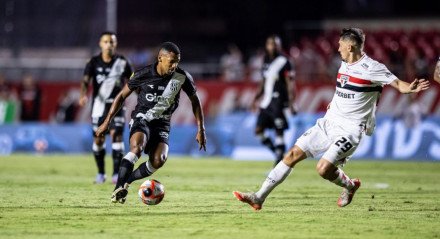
top-left (160, 42), bottom-right (181, 55)
top-left (340, 28), bottom-right (365, 49)
top-left (100, 31), bottom-right (116, 38)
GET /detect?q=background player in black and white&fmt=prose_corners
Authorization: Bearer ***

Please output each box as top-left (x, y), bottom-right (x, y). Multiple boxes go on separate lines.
top-left (252, 35), bottom-right (296, 166)
top-left (96, 42), bottom-right (207, 203)
top-left (79, 31), bottom-right (133, 184)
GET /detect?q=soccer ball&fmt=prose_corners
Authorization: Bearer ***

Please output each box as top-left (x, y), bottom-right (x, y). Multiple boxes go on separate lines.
top-left (138, 179), bottom-right (165, 205)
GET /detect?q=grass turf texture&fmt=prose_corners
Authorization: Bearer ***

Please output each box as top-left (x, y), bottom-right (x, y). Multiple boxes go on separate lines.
top-left (0, 154), bottom-right (439, 239)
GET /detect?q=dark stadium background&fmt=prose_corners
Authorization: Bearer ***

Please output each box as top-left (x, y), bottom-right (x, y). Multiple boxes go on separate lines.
top-left (0, 0), bottom-right (439, 160)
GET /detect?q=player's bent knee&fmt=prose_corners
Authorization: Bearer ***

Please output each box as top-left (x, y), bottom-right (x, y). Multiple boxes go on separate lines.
top-left (283, 146), bottom-right (306, 167)
top-left (151, 155), bottom-right (167, 168)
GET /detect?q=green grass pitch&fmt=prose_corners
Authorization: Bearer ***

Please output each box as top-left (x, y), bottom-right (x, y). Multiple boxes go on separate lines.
top-left (0, 154), bottom-right (439, 239)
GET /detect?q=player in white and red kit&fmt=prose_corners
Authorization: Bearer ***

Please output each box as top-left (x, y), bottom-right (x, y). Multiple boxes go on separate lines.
top-left (233, 28), bottom-right (430, 210)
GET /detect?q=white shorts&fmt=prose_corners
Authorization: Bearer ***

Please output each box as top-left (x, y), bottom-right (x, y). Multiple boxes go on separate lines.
top-left (295, 118), bottom-right (363, 166)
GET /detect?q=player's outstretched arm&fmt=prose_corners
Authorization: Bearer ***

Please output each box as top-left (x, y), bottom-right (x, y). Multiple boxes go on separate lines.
top-left (434, 60), bottom-right (440, 84)
top-left (95, 84), bottom-right (133, 136)
top-left (189, 93), bottom-right (207, 151)
top-left (78, 75), bottom-right (91, 107)
top-left (390, 78), bottom-right (430, 94)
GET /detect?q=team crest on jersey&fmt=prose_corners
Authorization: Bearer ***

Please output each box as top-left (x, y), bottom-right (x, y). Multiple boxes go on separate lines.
top-left (340, 75), bottom-right (349, 87)
top-left (361, 63), bottom-right (369, 69)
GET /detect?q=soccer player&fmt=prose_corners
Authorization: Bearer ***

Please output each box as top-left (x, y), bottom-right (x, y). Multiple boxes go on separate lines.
top-left (79, 31), bottom-right (133, 184)
top-left (252, 35), bottom-right (296, 166)
top-left (233, 28), bottom-right (430, 210)
top-left (95, 42), bottom-right (207, 203)
top-left (433, 57), bottom-right (440, 84)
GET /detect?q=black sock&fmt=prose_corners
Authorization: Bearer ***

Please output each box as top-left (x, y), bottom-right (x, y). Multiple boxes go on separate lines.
top-left (274, 144), bottom-right (286, 165)
top-left (93, 149), bottom-right (106, 174)
top-left (127, 162), bottom-right (152, 184)
top-left (112, 149), bottom-right (123, 175)
top-left (115, 159), bottom-right (134, 190)
top-left (261, 137), bottom-right (275, 152)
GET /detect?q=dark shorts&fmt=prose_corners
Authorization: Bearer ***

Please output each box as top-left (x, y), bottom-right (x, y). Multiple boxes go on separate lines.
top-left (256, 108), bottom-right (289, 130)
top-left (92, 107), bottom-right (125, 137)
top-left (129, 117), bottom-right (170, 154)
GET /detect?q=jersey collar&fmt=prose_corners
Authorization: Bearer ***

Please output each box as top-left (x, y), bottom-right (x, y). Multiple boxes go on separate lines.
top-left (347, 53), bottom-right (366, 66)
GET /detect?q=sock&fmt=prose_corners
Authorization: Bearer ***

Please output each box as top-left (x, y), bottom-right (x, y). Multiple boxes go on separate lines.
top-left (255, 161), bottom-right (292, 200)
top-left (112, 142), bottom-right (125, 175)
top-left (115, 152), bottom-right (138, 189)
top-left (92, 143), bottom-right (105, 174)
top-left (274, 136), bottom-right (286, 165)
top-left (332, 168), bottom-right (354, 190)
top-left (257, 133), bottom-right (275, 152)
top-left (127, 160), bottom-right (157, 184)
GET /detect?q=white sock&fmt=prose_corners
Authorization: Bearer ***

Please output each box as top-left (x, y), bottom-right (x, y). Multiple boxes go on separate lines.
top-left (92, 142), bottom-right (104, 152)
top-left (332, 169), bottom-right (354, 189)
top-left (146, 160), bottom-right (157, 174)
top-left (124, 152), bottom-right (139, 164)
top-left (112, 142), bottom-right (125, 151)
top-left (255, 161), bottom-right (292, 200)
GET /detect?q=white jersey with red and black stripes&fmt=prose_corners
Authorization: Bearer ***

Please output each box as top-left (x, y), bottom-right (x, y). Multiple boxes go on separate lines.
top-left (324, 54), bottom-right (397, 135)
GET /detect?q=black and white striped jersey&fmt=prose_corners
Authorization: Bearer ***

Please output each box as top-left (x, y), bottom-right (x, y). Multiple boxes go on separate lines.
top-left (84, 54), bottom-right (133, 118)
top-left (260, 53), bottom-right (293, 113)
top-left (127, 63), bottom-right (197, 123)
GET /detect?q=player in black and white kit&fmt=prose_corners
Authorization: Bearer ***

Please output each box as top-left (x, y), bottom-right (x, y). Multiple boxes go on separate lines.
top-left (79, 31), bottom-right (133, 184)
top-left (252, 35), bottom-right (296, 166)
top-left (96, 42), bottom-right (207, 203)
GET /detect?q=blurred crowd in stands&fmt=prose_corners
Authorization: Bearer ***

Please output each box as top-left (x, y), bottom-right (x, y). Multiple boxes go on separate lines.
top-left (0, 29), bottom-right (439, 123)
top-left (0, 74), bottom-right (79, 123)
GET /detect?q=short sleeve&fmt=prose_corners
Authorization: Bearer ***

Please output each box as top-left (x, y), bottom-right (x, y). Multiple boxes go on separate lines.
top-left (370, 63), bottom-right (397, 86)
top-left (83, 59), bottom-right (94, 77)
top-left (182, 72), bottom-right (197, 97)
top-left (127, 70), bottom-right (142, 91)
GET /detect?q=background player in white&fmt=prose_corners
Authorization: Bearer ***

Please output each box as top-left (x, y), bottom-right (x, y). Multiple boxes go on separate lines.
top-left (79, 32), bottom-right (133, 184)
top-left (253, 35), bottom-right (296, 166)
top-left (96, 42), bottom-right (207, 203)
top-left (233, 28), bottom-right (430, 210)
